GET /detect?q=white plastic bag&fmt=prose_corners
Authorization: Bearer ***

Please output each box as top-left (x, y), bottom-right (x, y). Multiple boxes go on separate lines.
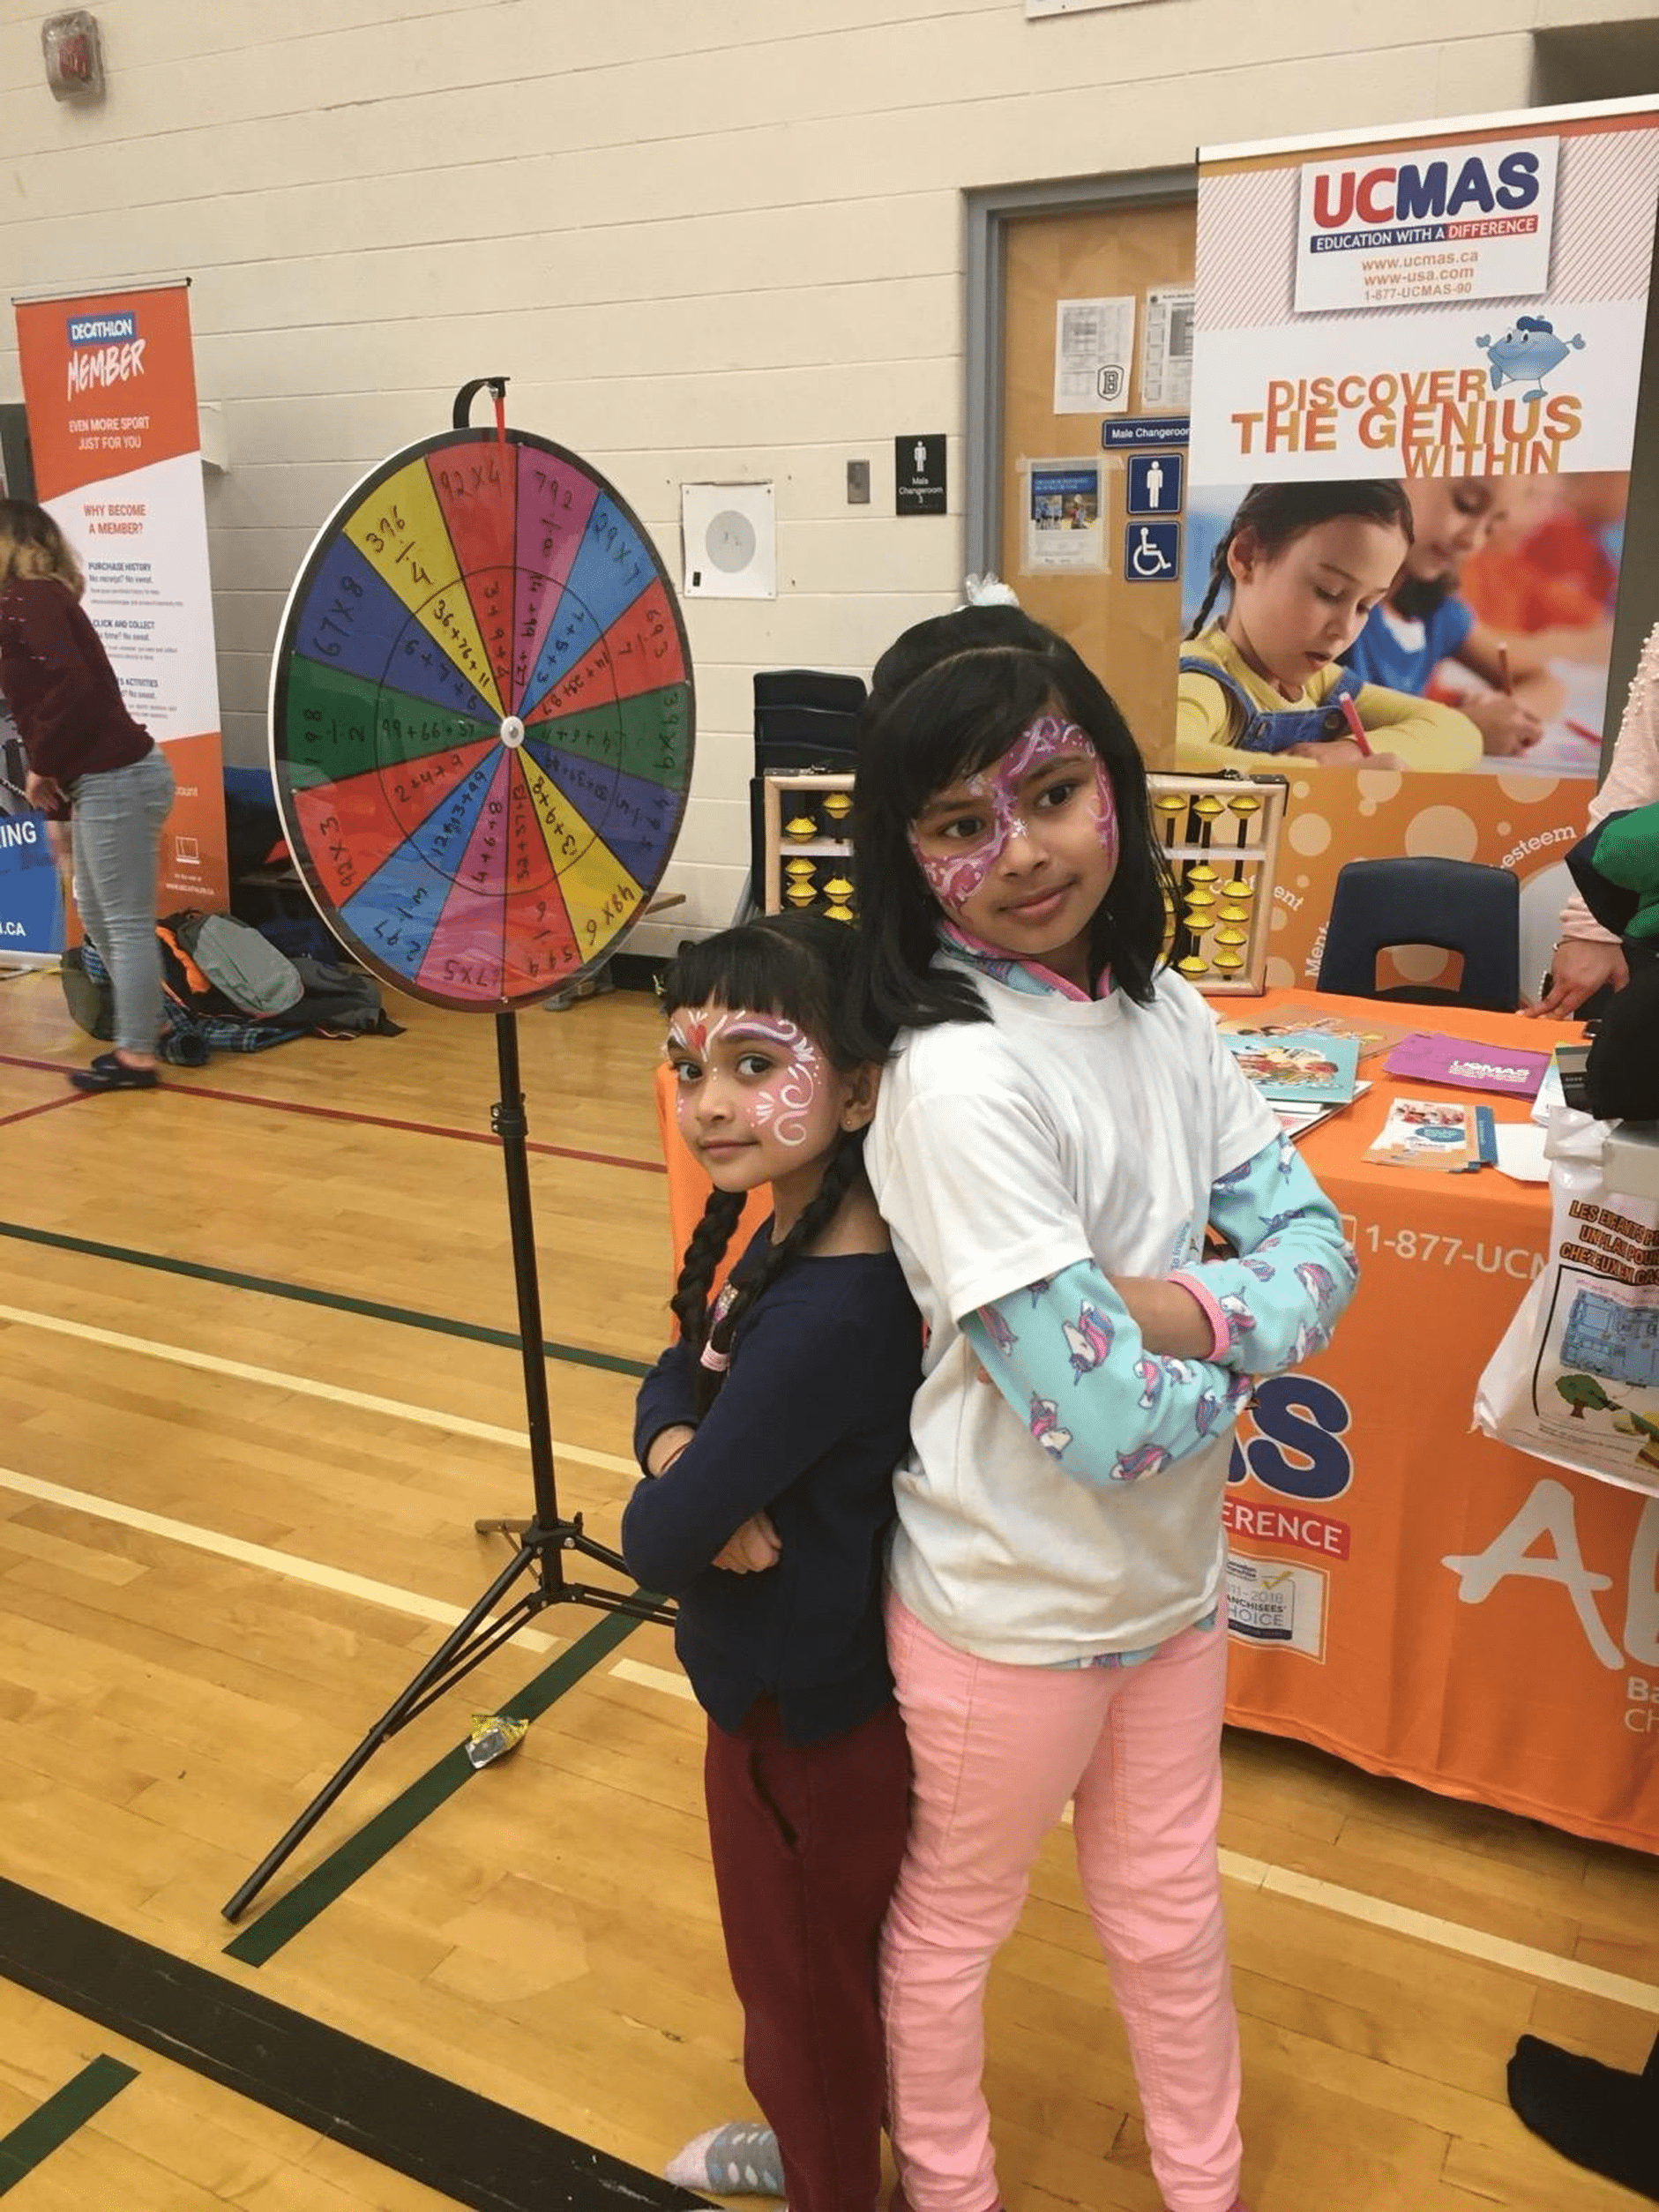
top-left (1475, 1109), bottom-right (1659, 1496)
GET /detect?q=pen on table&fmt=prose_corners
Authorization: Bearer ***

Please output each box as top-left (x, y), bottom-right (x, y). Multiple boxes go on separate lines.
top-left (1336, 691), bottom-right (1373, 758)
top-left (1497, 641), bottom-right (1512, 696)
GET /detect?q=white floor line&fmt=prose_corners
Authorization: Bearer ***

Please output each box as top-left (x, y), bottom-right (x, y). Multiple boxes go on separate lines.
top-left (4, 1372), bottom-right (1655, 2020)
top-left (0, 1464), bottom-right (557, 1655)
top-left (1055, 1811), bottom-right (1659, 2015)
top-left (0, 1301), bottom-right (638, 1476)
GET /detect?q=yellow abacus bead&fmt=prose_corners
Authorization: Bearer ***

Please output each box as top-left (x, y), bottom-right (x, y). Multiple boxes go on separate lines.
top-left (1192, 796), bottom-right (1225, 818)
top-left (1177, 955), bottom-right (1211, 976)
top-left (1214, 927), bottom-right (1249, 948)
top-left (823, 877), bottom-right (854, 900)
top-left (821, 792), bottom-right (853, 821)
top-left (1185, 863), bottom-right (1218, 883)
top-left (784, 857), bottom-right (815, 878)
top-left (784, 816), bottom-right (818, 841)
top-left (1222, 878), bottom-right (1253, 899)
top-left (785, 884), bottom-right (818, 906)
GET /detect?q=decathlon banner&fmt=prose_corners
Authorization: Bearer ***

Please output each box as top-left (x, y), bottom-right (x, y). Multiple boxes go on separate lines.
top-left (1178, 100), bottom-right (1659, 989)
top-left (13, 281), bottom-right (228, 920)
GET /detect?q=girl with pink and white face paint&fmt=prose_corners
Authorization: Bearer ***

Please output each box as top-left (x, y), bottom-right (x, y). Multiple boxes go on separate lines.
top-left (667, 1004), bottom-right (835, 1170)
top-left (906, 711), bottom-right (1120, 973)
top-left (624, 912), bottom-right (923, 2212)
top-left (840, 608), bottom-right (1353, 2212)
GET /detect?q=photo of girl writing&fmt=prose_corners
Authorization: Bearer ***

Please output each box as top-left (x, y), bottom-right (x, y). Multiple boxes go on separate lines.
top-left (1345, 479), bottom-right (1558, 759)
top-left (1176, 481), bottom-right (1482, 775)
top-left (850, 606), bottom-right (1356, 2212)
top-left (621, 912), bottom-right (920, 2212)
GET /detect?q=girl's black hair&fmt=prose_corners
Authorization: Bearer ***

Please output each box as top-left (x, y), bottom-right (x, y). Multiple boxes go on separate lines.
top-left (661, 912), bottom-right (867, 1413)
top-left (848, 606), bottom-right (1174, 1054)
top-left (1390, 571), bottom-right (1453, 623)
top-left (1185, 480), bottom-right (1415, 639)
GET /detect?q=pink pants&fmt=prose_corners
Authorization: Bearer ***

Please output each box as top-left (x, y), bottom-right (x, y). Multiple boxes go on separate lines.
top-left (881, 1593), bottom-right (1243, 2212)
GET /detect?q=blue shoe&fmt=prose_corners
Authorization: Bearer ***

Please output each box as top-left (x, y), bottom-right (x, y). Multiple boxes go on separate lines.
top-left (71, 1052), bottom-right (159, 1093)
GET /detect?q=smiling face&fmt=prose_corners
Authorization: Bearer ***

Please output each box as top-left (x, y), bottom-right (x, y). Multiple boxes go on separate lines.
top-left (1399, 479), bottom-right (1506, 585)
top-left (907, 713), bottom-right (1119, 990)
top-left (1226, 514), bottom-right (1409, 695)
top-left (666, 1004), bottom-right (870, 1213)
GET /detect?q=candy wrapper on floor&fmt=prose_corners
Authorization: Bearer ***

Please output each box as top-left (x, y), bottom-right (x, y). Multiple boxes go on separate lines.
top-left (465, 1713), bottom-right (529, 1769)
top-left (1476, 1110), bottom-right (1659, 1497)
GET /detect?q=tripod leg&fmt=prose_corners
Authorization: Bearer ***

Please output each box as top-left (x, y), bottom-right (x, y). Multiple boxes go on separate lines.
top-left (222, 1536), bottom-right (541, 1921)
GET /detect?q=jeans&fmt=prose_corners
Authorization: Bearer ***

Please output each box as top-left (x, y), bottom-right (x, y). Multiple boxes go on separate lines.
top-left (71, 745), bottom-right (175, 1056)
top-left (881, 1592), bottom-right (1243, 2212)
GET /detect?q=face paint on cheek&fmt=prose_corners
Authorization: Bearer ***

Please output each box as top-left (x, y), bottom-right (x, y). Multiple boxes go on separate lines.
top-left (908, 717), bottom-right (1093, 911)
top-left (1087, 760), bottom-right (1120, 873)
top-left (710, 1014), bottom-right (827, 1148)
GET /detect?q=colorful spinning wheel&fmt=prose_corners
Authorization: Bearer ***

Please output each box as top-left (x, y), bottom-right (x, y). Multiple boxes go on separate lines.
top-left (269, 426), bottom-right (694, 1009)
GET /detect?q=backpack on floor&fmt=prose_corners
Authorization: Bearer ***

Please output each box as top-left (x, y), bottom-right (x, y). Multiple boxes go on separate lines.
top-left (173, 910), bottom-right (303, 1017)
top-left (59, 942), bottom-right (115, 1041)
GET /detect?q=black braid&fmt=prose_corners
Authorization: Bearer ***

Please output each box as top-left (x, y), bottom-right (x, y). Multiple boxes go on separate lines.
top-left (1184, 527), bottom-right (1234, 640)
top-left (692, 1129), bottom-right (867, 1415)
top-left (669, 1185), bottom-right (746, 1360)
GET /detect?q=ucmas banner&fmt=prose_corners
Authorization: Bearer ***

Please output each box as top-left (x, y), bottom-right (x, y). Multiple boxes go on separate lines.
top-left (1180, 99), bottom-right (1659, 990)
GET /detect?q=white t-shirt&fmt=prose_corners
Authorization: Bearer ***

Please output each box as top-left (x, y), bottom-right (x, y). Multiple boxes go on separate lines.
top-left (866, 968), bottom-right (1279, 1665)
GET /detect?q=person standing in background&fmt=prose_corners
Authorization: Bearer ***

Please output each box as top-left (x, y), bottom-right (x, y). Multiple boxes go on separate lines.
top-left (1529, 620), bottom-right (1659, 1019)
top-left (0, 498), bottom-right (175, 1090)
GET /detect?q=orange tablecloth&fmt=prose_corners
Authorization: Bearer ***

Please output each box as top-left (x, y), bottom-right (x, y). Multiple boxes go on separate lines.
top-left (654, 994), bottom-right (1658, 1851)
top-left (1223, 991), bottom-right (1655, 1854)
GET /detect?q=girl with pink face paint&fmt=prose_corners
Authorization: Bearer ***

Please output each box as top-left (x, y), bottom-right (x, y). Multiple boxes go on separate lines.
top-left (841, 608), bottom-right (1355, 2212)
top-left (623, 913), bottom-right (923, 2212)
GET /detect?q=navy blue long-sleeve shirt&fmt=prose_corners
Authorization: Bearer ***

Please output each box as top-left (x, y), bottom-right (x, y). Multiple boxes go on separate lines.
top-left (624, 1230), bottom-right (922, 1746)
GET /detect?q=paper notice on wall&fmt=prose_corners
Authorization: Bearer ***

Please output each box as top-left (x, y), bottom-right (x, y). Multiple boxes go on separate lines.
top-left (1140, 285), bottom-right (1195, 410)
top-left (1054, 295), bottom-right (1135, 414)
top-left (1023, 460), bottom-right (1106, 572)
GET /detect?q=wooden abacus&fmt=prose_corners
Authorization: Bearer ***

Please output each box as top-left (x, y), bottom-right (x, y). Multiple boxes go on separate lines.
top-left (759, 767), bottom-right (1286, 990)
top-left (1147, 770), bottom-right (1287, 995)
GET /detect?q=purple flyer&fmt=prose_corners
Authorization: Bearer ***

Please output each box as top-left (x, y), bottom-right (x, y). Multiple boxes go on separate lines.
top-left (1381, 1032), bottom-right (1549, 1100)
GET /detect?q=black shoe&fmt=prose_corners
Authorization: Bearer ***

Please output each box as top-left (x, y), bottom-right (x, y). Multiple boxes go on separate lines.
top-left (70, 1052), bottom-right (160, 1093)
top-left (1508, 2034), bottom-right (1659, 2201)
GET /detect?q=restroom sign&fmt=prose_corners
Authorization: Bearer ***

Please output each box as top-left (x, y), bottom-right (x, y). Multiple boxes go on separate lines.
top-left (1126, 453), bottom-right (1183, 515)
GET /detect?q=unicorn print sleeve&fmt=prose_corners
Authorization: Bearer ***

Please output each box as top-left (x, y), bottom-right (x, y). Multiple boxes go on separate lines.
top-left (1177, 1133), bottom-right (1359, 1374)
top-left (963, 1267), bottom-right (1253, 1487)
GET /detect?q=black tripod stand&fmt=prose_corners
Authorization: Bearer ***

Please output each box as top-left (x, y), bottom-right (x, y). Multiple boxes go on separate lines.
top-left (222, 374), bottom-right (676, 1922)
top-left (222, 1012), bottom-right (676, 1921)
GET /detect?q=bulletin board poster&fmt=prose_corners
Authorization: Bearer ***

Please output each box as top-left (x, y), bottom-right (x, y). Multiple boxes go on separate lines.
top-left (13, 282), bottom-right (228, 927)
top-left (1181, 101), bottom-right (1659, 987)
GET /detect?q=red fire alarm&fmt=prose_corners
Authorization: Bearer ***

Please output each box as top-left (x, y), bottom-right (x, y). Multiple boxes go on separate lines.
top-left (42, 11), bottom-right (104, 100)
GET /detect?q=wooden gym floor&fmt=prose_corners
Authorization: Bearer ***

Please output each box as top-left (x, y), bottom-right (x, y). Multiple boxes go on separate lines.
top-left (0, 963), bottom-right (1655, 2212)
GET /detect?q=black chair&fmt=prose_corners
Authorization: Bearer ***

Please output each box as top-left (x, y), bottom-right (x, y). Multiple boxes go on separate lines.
top-left (1315, 856), bottom-right (1521, 1011)
top-left (743, 671), bottom-right (866, 917)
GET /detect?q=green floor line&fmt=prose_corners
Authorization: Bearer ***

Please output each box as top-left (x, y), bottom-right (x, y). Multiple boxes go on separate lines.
top-left (0, 2055), bottom-right (138, 2195)
top-left (0, 1218), bottom-right (648, 1380)
top-left (223, 1603), bottom-right (646, 1968)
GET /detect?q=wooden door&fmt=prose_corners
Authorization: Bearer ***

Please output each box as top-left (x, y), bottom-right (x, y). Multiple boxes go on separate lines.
top-left (1000, 199), bottom-right (1195, 766)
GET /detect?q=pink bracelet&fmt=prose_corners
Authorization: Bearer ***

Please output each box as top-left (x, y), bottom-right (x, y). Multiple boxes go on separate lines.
top-left (1167, 1269), bottom-right (1231, 1362)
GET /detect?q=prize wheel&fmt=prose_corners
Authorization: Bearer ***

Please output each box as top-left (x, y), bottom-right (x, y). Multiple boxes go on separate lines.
top-left (269, 426), bottom-right (694, 1010)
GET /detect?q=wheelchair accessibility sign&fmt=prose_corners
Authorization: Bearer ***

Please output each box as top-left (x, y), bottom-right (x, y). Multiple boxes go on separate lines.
top-left (1125, 520), bottom-right (1180, 582)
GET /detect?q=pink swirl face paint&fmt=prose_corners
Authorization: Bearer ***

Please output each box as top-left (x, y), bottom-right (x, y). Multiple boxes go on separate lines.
top-left (908, 716), bottom-right (1117, 911)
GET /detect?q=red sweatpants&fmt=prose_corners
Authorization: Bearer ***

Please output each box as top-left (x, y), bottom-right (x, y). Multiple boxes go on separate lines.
top-left (704, 1696), bottom-right (911, 2212)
